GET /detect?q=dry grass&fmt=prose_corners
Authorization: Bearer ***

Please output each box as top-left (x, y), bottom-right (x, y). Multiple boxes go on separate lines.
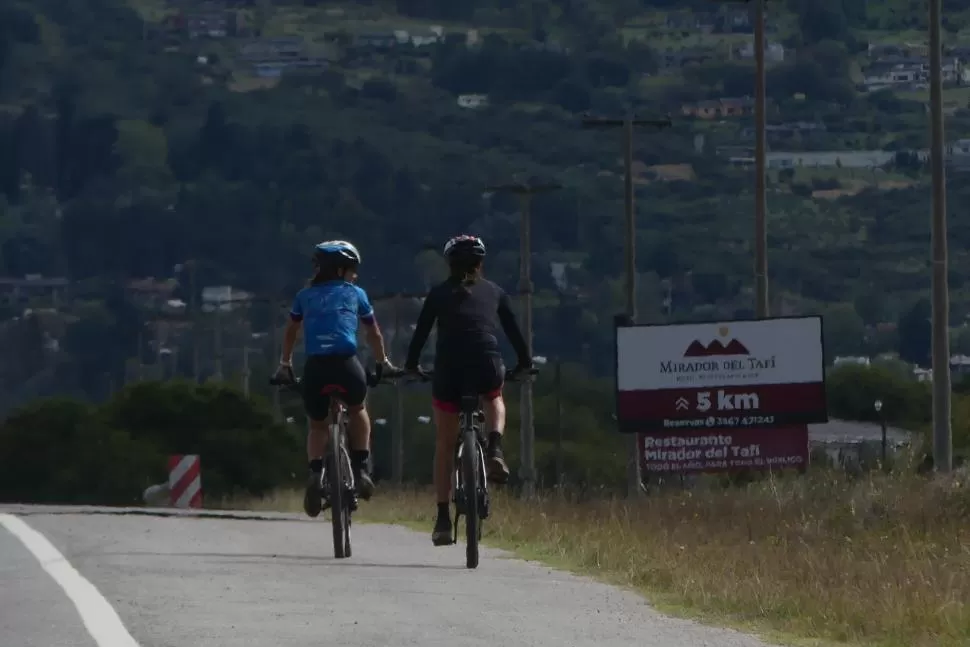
top-left (234, 469), bottom-right (970, 647)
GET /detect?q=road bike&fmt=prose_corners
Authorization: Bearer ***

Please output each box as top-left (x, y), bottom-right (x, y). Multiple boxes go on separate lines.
top-left (410, 365), bottom-right (539, 569)
top-left (269, 365), bottom-right (396, 559)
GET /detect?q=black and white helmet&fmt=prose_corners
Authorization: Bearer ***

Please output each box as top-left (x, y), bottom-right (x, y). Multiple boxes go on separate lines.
top-left (314, 240), bottom-right (361, 265)
top-left (443, 234), bottom-right (486, 258)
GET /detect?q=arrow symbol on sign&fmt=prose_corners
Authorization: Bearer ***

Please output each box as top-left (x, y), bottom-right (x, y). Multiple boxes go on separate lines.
top-left (675, 397), bottom-right (689, 410)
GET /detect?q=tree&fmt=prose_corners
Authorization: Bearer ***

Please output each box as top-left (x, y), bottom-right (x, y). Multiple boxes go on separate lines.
top-left (897, 298), bottom-right (932, 367)
top-left (0, 398), bottom-right (163, 505)
top-left (794, 0), bottom-right (848, 44)
top-left (821, 302), bottom-right (866, 360)
top-left (952, 325), bottom-right (970, 356)
top-left (114, 119), bottom-right (174, 195)
top-left (825, 363), bottom-right (930, 425)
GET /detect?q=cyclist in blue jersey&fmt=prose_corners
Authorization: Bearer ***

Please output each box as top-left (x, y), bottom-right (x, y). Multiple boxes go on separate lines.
top-left (275, 240), bottom-right (398, 518)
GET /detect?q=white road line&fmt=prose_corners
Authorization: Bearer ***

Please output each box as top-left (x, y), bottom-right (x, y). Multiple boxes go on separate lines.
top-left (0, 513), bottom-right (140, 647)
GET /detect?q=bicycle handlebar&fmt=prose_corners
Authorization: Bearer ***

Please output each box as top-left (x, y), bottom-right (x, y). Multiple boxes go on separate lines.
top-left (268, 365), bottom-right (539, 390)
top-left (397, 366), bottom-right (540, 383)
top-left (268, 365), bottom-right (396, 390)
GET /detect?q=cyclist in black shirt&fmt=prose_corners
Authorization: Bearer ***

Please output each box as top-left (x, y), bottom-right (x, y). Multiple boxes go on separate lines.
top-left (405, 234), bottom-right (533, 546)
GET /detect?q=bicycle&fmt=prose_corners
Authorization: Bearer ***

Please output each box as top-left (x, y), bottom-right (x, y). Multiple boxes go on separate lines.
top-left (409, 365), bottom-right (539, 569)
top-left (269, 365), bottom-right (398, 559)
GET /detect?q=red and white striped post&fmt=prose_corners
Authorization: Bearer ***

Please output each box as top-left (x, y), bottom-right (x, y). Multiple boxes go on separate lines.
top-left (167, 454), bottom-right (203, 509)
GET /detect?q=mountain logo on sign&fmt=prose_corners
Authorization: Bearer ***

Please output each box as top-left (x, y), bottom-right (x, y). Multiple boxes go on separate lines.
top-left (683, 326), bottom-right (750, 357)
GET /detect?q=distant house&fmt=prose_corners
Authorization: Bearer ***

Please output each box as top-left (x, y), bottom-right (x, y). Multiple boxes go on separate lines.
top-left (943, 57), bottom-right (969, 82)
top-left (237, 37), bottom-right (325, 74)
top-left (765, 150), bottom-right (900, 169)
top-left (681, 97), bottom-right (753, 119)
top-left (726, 149), bottom-right (917, 170)
top-left (238, 36), bottom-right (305, 62)
top-left (867, 43), bottom-right (909, 59)
top-left (950, 46), bottom-right (970, 63)
top-left (464, 29), bottom-right (481, 48)
top-left (717, 9), bottom-right (752, 33)
top-left (184, 3), bottom-right (235, 39)
top-left (201, 286), bottom-right (252, 313)
top-left (665, 10), bottom-right (716, 31)
top-left (354, 31), bottom-right (398, 50)
top-left (457, 94), bottom-right (489, 109)
top-left (126, 278), bottom-right (178, 310)
top-left (739, 122), bottom-right (825, 143)
top-left (408, 26), bottom-right (444, 47)
top-left (833, 356), bottom-right (870, 367)
top-left (0, 275), bottom-right (70, 308)
top-left (951, 355), bottom-right (970, 375)
top-left (863, 59), bottom-right (926, 91)
top-left (864, 55), bottom-right (967, 90)
top-left (735, 41), bottom-right (785, 63)
top-left (660, 47), bottom-right (718, 70)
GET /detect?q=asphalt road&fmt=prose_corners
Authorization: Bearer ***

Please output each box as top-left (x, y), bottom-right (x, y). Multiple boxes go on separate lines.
top-left (0, 504), bottom-right (777, 647)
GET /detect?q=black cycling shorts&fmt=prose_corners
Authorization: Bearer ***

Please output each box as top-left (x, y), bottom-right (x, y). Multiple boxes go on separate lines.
top-left (432, 354), bottom-right (504, 413)
top-left (302, 354), bottom-right (367, 421)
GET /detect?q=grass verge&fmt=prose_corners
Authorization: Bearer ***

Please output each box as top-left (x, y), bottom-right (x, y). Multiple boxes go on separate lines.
top-left (233, 469), bottom-right (970, 647)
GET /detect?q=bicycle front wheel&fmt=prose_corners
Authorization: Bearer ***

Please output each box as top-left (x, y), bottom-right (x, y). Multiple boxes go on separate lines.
top-left (461, 428), bottom-right (480, 569)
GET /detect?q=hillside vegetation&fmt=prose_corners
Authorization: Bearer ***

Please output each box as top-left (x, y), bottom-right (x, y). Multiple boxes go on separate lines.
top-left (3, 0), bottom-right (970, 420)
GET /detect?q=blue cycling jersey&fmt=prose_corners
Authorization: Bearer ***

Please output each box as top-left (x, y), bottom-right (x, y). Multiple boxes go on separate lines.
top-left (289, 281), bottom-right (375, 356)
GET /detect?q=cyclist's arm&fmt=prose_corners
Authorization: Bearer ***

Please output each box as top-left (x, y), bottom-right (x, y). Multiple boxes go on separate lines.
top-left (405, 292), bottom-right (437, 369)
top-left (281, 294), bottom-right (304, 365)
top-left (357, 287), bottom-right (390, 364)
top-left (497, 291), bottom-right (531, 366)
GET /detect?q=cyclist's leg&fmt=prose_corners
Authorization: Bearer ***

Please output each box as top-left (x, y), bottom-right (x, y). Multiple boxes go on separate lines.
top-left (431, 361), bottom-right (461, 545)
top-left (302, 355), bottom-right (333, 518)
top-left (338, 354), bottom-right (374, 499)
top-left (478, 355), bottom-right (509, 482)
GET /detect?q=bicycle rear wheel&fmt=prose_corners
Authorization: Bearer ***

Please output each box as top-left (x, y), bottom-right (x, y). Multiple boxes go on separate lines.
top-left (330, 414), bottom-right (351, 559)
top-left (461, 426), bottom-right (480, 569)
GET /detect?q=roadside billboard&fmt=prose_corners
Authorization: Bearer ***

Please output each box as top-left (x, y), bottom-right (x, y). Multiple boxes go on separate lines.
top-left (615, 315), bottom-right (826, 433)
top-left (638, 425), bottom-right (810, 475)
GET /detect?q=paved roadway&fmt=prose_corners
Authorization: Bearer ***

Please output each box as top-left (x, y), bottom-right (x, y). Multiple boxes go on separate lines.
top-left (0, 504), bottom-right (777, 647)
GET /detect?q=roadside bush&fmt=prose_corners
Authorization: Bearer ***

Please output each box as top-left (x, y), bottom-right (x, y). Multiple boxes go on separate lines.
top-left (825, 363), bottom-right (931, 426)
top-left (0, 398), bottom-right (163, 505)
top-left (101, 380), bottom-right (302, 500)
top-left (0, 381), bottom-right (302, 505)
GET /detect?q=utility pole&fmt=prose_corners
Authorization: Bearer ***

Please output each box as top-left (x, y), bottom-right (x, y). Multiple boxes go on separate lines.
top-left (213, 304), bottom-right (224, 381)
top-left (581, 113), bottom-right (672, 497)
top-left (484, 180), bottom-right (561, 499)
top-left (136, 327), bottom-right (145, 381)
top-left (708, 0), bottom-right (769, 316)
top-left (187, 260), bottom-right (200, 383)
top-left (242, 344), bottom-right (254, 397)
top-left (555, 358), bottom-right (563, 489)
top-left (929, 0), bottom-right (952, 472)
top-left (270, 298), bottom-right (284, 421)
top-left (392, 295), bottom-right (405, 484)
